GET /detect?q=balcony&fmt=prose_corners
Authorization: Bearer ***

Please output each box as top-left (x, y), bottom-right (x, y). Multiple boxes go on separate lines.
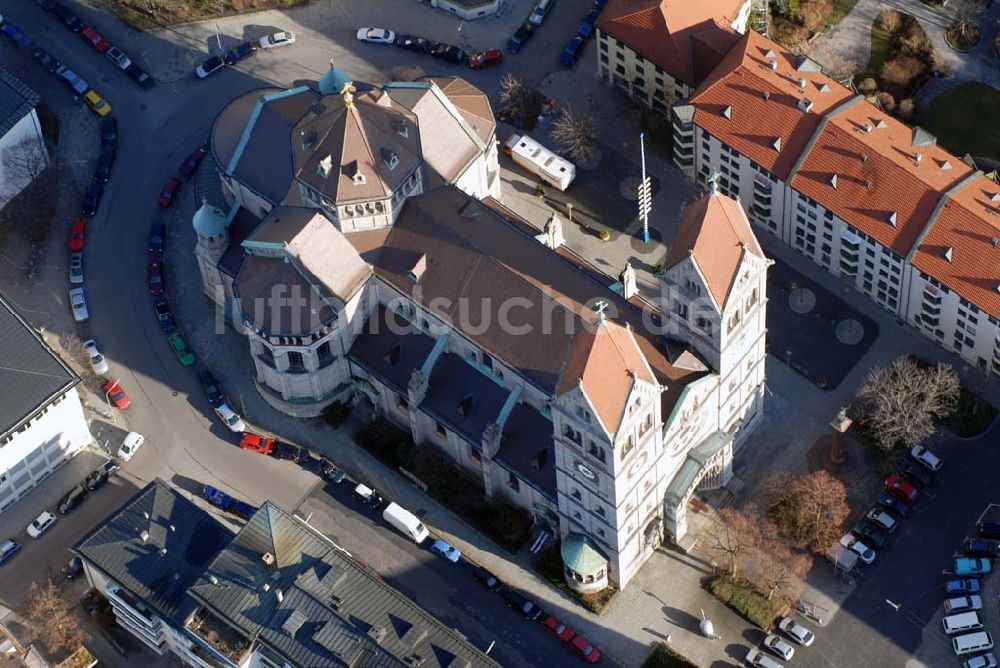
top-left (107, 587), bottom-right (159, 630)
top-left (188, 608), bottom-right (251, 666)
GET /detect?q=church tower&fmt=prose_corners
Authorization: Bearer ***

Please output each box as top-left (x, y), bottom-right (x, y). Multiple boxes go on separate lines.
top-left (193, 200), bottom-right (229, 305)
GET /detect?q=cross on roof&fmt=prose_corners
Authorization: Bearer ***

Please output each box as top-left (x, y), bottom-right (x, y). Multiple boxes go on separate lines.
top-left (594, 300), bottom-right (609, 324)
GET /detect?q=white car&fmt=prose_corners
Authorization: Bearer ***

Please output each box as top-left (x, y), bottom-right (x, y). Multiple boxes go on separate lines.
top-left (259, 31), bottom-right (295, 49)
top-left (70, 252), bottom-right (84, 284)
top-left (26, 511), bottom-right (57, 539)
top-left (778, 616), bottom-right (815, 647)
top-left (214, 403), bottom-right (245, 432)
top-left (840, 533), bottom-right (876, 564)
top-left (69, 288), bottom-right (89, 322)
top-left (82, 339), bottom-right (109, 374)
top-left (118, 431), bottom-right (145, 462)
top-left (910, 445), bottom-right (943, 471)
top-left (356, 27), bottom-right (395, 44)
top-left (745, 647), bottom-right (783, 668)
top-left (866, 508), bottom-right (898, 533)
top-left (763, 633), bottom-right (795, 661)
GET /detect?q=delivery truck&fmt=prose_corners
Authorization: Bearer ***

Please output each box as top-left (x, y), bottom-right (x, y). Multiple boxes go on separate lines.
top-left (383, 502), bottom-right (429, 544)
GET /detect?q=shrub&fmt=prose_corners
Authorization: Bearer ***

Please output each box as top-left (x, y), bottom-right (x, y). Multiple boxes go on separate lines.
top-left (322, 401), bottom-right (352, 428)
top-left (875, 90), bottom-right (897, 113)
top-left (858, 77), bottom-right (879, 94)
top-left (598, 229), bottom-right (610, 241)
top-left (880, 56), bottom-right (926, 97)
top-left (708, 575), bottom-right (788, 628)
top-left (642, 642), bottom-right (699, 668)
top-left (533, 543), bottom-right (617, 613)
top-left (897, 98), bottom-right (915, 119)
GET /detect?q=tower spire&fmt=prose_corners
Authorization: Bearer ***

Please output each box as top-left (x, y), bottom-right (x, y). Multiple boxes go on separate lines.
top-left (707, 170), bottom-right (720, 196)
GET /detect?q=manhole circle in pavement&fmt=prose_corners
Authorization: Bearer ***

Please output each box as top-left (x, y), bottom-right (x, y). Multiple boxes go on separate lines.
top-left (835, 318), bottom-right (865, 345)
top-left (788, 287), bottom-right (816, 314)
top-left (172, 391), bottom-right (178, 397)
top-left (620, 175), bottom-right (641, 200)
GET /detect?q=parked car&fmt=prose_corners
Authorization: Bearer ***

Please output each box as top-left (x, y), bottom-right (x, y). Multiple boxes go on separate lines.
top-left (95, 145), bottom-right (115, 183)
top-left (125, 63), bottom-right (153, 89)
top-left (179, 144), bottom-right (208, 177)
top-left (577, 9), bottom-right (600, 38)
top-left (569, 634), bottom-right (601, 663)
top-left (763, 634), bottom-right (795, 661)
top-left (528, 0), bottom-right (556, 26)
top-left (944, 595), bottom-right (984, 614)
top-left (57, 485), bottom-right (88, 514)
top-left (745, 648), bottom-right (783, 668)
top-left (507, 22), bottom-right (535, 53)
top-left (69, 252), bottom-right (84, 284)
top-left (271, 441), bottom-right (307, 463)
top-left (839, 533), bottom-right (875, 564)
top-left (82, 339), bottom-right (109, 374)
top-left (223, 41), bottom-right (257, 65)
top-left (196, 55), bottom-right (225, 79)
top-left (82, 181), bottom-right (103, 216)
top-left (852, 519), bottom-right (888, 548)
top-left (910, 445), bottom-right (943, 471)
top-left (430, 538), bottom-right (461, 563)
top-left (965, 539), bottom-right (1000, 559)
top-left (357, 27), bottom-right (396, 44)
top-left (954, 557), bottom-right (992, 576)
top-left (80, 26), bottom-right (109, 52)
top-left (876, 490), bottom-right (909, 517)
top-left (468, 565), bottom-right (503, 593)
top-left (105, 46), bottom-right (131, 70)
top-left (503, 589), bottom-right (543, 621)
top-left (147, 258), bottom-right (164, 295)
top-left (240, 432), bottom-right (274, 454)
top-left (898, 462), bottom-right (931, 487)
top-left (965, 653), bottom-right (998, 668)
top-left (69, 217), bottom-right (87, 251)
top-left (866, 508), bottom-right (898, 533)
top-left (559, 36), bottom-right (586, 66)
top-left (395, 35), bottom-right (430, 52)
top-left (83, 90), bottom-right (112, 117)
top-left (885, 473), bottom-right (918, 503)
top-left (102, 379), bottom-right (131, 409)
top-left (56, 65), bottom-right (88, 95)
top-left (84, 459), bottom-right (119, 491)
top-left (778, 617), bottom-right (815, 647)
top-left (198, 369), bottom-right (223, 405)
top-left (468, 49), bottom-right (503, 69)
top-left (0, 539), bottom-right (21, 565)
top-left (62, 556), bottom-right (83, 580)
top-left (1, 21), bottom-right (32, 49)
top-left (149, 221), bottom-right (165, 254)
top-left (26, 511), bottom-right (57, 538)
top-left (53, 3), bottom-right (85, 31)
top-left (259, 31), bottom-right (295, 49)
top-left (32, 48), bottom-right (60, 73)
top-left (117, 431), bottom-right (145, 462)
top-left (167, 332), bottom-right (196, 366)
top-left (101, 117), bottom-right (118, 148)
top-left (429, 42), bottom-right (466, 63)
top-left (214, 403), bottom-right (245, 432)
top-left (317, 459), bottom-right (346, 483)
top-left (157, 178), bottom-right (181, 207)
top-left (69, 287), bottom-right (89, 322)
top-left (153, 297), bottom-right (175, 332)
top-left (352, 483), bottom-right (383, 508)
top-left (541, 614), bottom-right (574, 642)
top-left (947, 579), bottom-right (982, 595)
top-left (202, 485), bottom-right (256, 520)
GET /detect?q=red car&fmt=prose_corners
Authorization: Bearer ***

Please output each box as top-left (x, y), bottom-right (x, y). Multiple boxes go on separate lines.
top-left (240, 432), bottom-right (274, 454)
top-left (102, 380), bottom-right (131, 409)
top-left (468, 49), bottom-right (503, 69)
top-left (570, 635), bottom-right (601, 663)
top-left (157, 178), bottom-right (181, 208)
top-left (148, 259), bottom-right (164, 295)
top-left (68, 218), bottom-right (87, 251)
top-left (541, 615), bottom-right (575, 642)
top-left (179, 145), bottom-right (208, 177)
top-left (80, 26), bottom-right (109, 52)
top-left (886, 473), bottom-right (918, 503)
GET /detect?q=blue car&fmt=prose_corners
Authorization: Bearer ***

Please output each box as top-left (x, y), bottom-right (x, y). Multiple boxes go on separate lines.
top-left (577, 9), bottom-right (600, 38)
top-left (430, 539), bottom-right (461, 563)
top-left (876, 491), bottom-right (909, 517)
top-left (507, 22), bottom-right (535, 54)
top-left (954, 557), bottom-right (991, 576)
top-left (945, 578), bottom-right (981, 595)
top-left (1, 22), bottom-right (32, 49)
top-left (559, 36), bottom-right (585, 67)
top-left (53, 4), bottom-right (84, 32)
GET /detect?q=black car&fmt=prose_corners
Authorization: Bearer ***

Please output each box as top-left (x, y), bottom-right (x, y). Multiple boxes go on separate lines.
top-left (898, 462), bottom-right (931, 488)
top-left (95, 145), bottom-right (115, 183)
top-left (271, 441), bottom-right (307, 463)
top-left (148, 221), bottom-right (165, 254)
top-left (179, 144), bottom-right (208, 177)
top-left (223, 41), bottom-right (257, 65)
top-left (84, 459), bottom-right (119, 491)
top-left (473, 566), bottom-right (504, 592)
top-left (507, 23), bottom-right (535, 53)
top-left (100, 117), bottom-right (118, 149)
top-left (503, 590), bottom-right (543, 620)
top-left (198, 369), bottom-right (223, 406)
top-left (32, 47), bottom-right (60, 73)
top-left (153, 297), bottom-right (175, 332)
top-left (125, 63), bottom-right (154, 89)
top-left (429, 42), bottom-right (466, 64)
top-left (317, 459), bottom-right (346, 483)
top-left (396, 35), bottom-right (430, 52)
top-left (965, 539), bottom-right (1000, 558)
top-left (979, 522), bottom-right (1000, 539)
top-left (57, 484), bottom-right (88, 514)
top-left (62, 556), bottom-right (83, 580)
top-left (82, 181), bottom-right (103, 217)
top-left (53, 3), bottom-right (85, 32)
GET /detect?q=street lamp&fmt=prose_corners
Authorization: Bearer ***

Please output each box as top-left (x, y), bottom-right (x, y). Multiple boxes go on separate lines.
top-left (567, 203), bottom-right (573, 226)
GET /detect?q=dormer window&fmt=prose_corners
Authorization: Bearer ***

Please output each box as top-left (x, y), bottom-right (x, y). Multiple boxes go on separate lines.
top-left (391, 119), bottom-right (408, 138)
top-left (317, 155), bottom-right (333, 179)
top-left (381, 148), bottom-right (399, 171)
top-left (353, 172), bottom-right (367, 185)
top-left (408, 254), bottom-right (426, 283)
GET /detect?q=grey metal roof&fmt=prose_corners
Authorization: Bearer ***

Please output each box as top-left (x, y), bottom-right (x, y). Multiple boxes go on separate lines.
top-left (348, 306), bottom-right (437, 394)
top-left (0, 67), bottom-right (40, 137)
top-left (0, 294), bottom-right (78, 440)
top-left (188, 502), bottom-right (499, 668)
top-left (72, 480), bottom-right (233, 624)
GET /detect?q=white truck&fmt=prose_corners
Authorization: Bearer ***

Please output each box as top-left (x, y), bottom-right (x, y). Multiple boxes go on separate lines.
top-left (825, 542), bottom-right (859, 573)
top-left (383, 502), bottom-right (429, 544)
top-left (503, 133), bottom-right (576, 191)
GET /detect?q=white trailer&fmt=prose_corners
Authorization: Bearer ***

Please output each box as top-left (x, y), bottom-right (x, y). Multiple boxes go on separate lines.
top-left (503, 133), bottom-right (576, 191)
top-left (826, 542), bottom-right (858, 573)
top-left (383, 502), bottom-right (429, 544)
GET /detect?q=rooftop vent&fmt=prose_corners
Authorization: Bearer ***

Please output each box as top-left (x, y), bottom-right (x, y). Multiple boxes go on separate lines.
top-left (915, 152), bottom-right (923, 165)
top-left (301, 130), bottom-right (317, 150)
top-left (367, 625), bottom-right (387, 644)
top-left (991, 193), bottom-right (1000, 203)
top-left (992, 237), bottom-right (999, 247)
top-left (763, 91), bottom-right (770, 101)
top-left (276, 589), bottom-right (284, 604)
top-left (159, 547), bottom-right (167, 556)
top-left (797, 77), bottom-right (807, 88)
top-left (408, 254), bottom-right (427, 282)
top-left (772, 137), bottom-right (782, 152)
top-left (262, 552), bottom-right (276, 567)
top-left (798, 97), bottom-right (814, 113)
top-left (829, 173), bottom-right (838, 189)
top-left (140, 530), bottom-right (149, 542)
top-left (768, 59), bottom-right (778, 71)
top-left (943, 246), bottom-right (954, 263)
top-left (764, 49), bottom-right (776, 59)
top-left (721, 105), bottom-right (732, 119)
top-left (864, 179), bottom-right (872, 190)
top-left (860, 152), bottom-right (868, 163)
top-left (391, 118), bottom-right (408, 138)
top-left (819, 83), bottom-right (831, 93)
top-left (863, 123), bottom-right (872, 133)
top-left (263, 582), bottom-right (271, 592)
top-left (940, 160), bottom-right (952, 170)
top-left (169, 525), bottom-right (176, 532)
top-left (888, 211), bottom-right (898, 226)
top-left (209, 575), bottom-right (220, 586)
top-left (381, 148), bottom-right (399, 171)
top-left (876, 119), bottom-right (888, 129)
top-left (317, 155), bottom-right (334, 179)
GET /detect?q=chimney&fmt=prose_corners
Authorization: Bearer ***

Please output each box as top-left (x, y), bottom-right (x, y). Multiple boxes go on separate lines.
top-left (169, 525), bottom-right (176, 532)
top-left (481, 422), bottom-right (502, 458)
top-left (262, 552), bottom-right (276, 566)
top-left (992, 237), bottom-right (998, 247)
top-left (209, 574), bottom-right (220, 586)
top-left (797, 77), bottom-right (807, 88)
top-left (863, 123), bottom-right (872, 133)
top-left (620, 261), bottom-right (637, 300)
top-left (276, 589), bottom-right (284, 604)
top-left (317, 155), bottom-right (333, 179)
top-left (768, 59), bottom-right (778, 71)
top-left (915, 153), bottom-right (922, 165)
top-left (140, 530), bottom-right (149, 542)
top-left (798, 98), bottom-right (814, 113)
top-left (408, 254), bottom-right (427, 282)
top-left (407, 369), bottom-right (429, 406)
top-left (763, 91), bottom-right (770, 101)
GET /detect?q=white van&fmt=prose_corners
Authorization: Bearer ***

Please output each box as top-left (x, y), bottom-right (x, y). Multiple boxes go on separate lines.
top-left (953, 631), bottom-right (993, 656)
top-left (944, 612), bottom-right (984, 635)
top-left (528, 0), bottom-right (555, 26)
top-left (944, 595), bottom-right (984, 614)
top-left (383, 502), bottom-right (429, 544)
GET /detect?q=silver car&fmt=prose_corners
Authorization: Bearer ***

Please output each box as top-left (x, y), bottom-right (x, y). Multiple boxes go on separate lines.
top-left (69, 288), bottom-right (89, 322)
top-left (55, 65), bottom-right (88, 95)
top-left (83, 339), bottom-right (109, 374)
top-left (763, 633), bottom-right (795, 660)
top-left (778, 616), bottom-right (815, 647)
top-left (69, 252), bottom-right (84, 284)
top-left (214, 403), bottom-right (245, 432)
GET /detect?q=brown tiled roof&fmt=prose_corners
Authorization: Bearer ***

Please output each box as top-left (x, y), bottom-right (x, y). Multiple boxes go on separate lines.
top-left (597, 0), bottom-right (744, 86)
top-left (425, 76), bottom-right (496, 145)
top-left (666, 191), bottom-right (764, 306)
top-left (690, 31), bottom-right (854, 180)
top-left (555, 320), bottom-right (657, 434)
top-left (912, 175), bottom-right (1000, 319)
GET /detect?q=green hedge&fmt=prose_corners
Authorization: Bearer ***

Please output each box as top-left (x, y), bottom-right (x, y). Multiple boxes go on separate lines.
top-left (708, 576), bottom-right (786, 629)
top-left (641, 642), bottom-right (699, 668)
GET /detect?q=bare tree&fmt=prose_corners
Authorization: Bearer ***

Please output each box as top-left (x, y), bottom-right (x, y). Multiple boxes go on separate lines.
top-left (23, 579), bottom-right (82, 654)
top-left (550, 106), bottom-right (597, 162)
top-left (385, 65), bottom-right (425, 82)
top-left (498, 72), bottom-right (531, 119)
top-left (764, 470), bottom-right (850, 553)
top-left (879, 10), bottom-right (901, 33)
top-left (707, 503), bottom-right (762, 579)
top-left (751, 523), bottom-right (812, 601)
top-left (856, 356), bottom-right (960, 450)
top-left (2, 138), bottom-right (49, 185)
top-left (950, 0), bottom-right (986, 40)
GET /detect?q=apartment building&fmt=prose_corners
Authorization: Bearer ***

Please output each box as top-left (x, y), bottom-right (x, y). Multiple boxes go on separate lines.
top-left (0, 67), bottom-right (48, 205)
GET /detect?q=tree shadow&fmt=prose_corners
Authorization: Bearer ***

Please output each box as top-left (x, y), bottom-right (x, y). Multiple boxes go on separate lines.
top-left (662, 605), bottom-right (701, 632)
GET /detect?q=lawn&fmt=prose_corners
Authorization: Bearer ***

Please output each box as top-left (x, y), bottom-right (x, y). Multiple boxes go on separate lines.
top-left (856, 21), bottom-right (892, 84)
top-left (707, 575), bottom-right (787, 629)
top-left (109, 0), bottom-right (309, 29)
top-left (920, 82), bottom-right (1000, 162)
top-left (829, 0), bottom-right (862, 27)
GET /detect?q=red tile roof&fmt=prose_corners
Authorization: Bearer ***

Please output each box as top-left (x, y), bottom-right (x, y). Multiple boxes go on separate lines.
top-left (597, 0), bottom-right (743, 86)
